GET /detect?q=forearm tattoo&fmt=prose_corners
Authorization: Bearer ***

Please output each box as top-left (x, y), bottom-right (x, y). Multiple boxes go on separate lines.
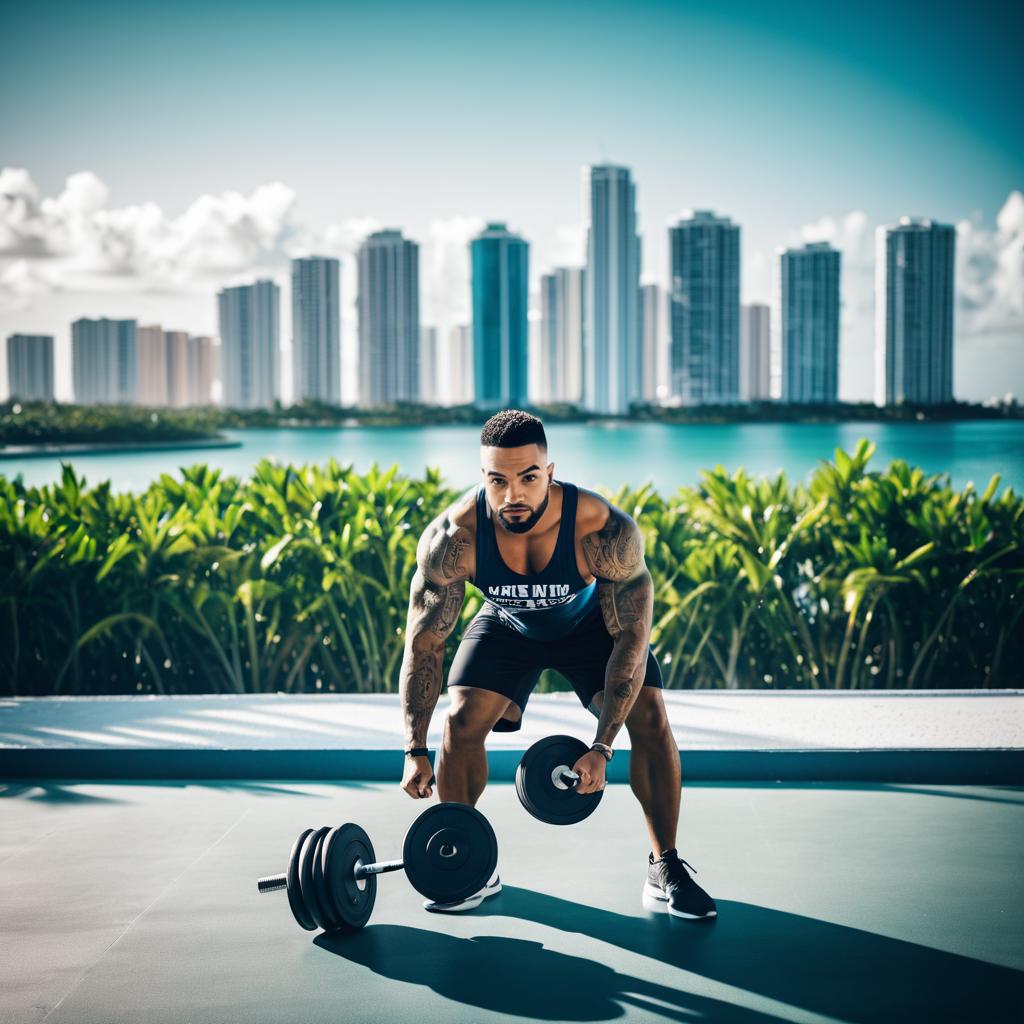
top-left (595, 634), bottom-right (649, 747)
top-left (399, 561), bottom-right (466, 745)
top-left (400, 646), bottom-right (444, 747)
top-left (584, 504), bottom-right (654, 746)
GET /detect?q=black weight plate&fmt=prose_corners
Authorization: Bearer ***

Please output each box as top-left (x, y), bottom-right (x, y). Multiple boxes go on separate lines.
top-left (310, 828), bottom-right (340, 931)
top-left (298, 826), bottom-right (331, 930)
top-left (402, 802), bottom-right (497, 904)
top-left (516, 734), bottom-right (603, 825)
top-left (323, 823), bottom-right (377, 931)
top-left (286, 828), bottom-right (317, 931)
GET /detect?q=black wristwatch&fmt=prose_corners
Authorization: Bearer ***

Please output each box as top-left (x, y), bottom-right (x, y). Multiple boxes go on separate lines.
top-left (590, 742), bottom-right (614, 762)
top-left (405, 747), bottom-right (430, 759)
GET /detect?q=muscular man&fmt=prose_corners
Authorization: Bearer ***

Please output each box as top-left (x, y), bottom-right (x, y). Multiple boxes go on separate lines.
top-left (398, 409), bottom-right (716, 920)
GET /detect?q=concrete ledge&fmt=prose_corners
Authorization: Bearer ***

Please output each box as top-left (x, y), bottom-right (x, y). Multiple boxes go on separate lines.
top-left (1, 746), bottom-right (1022, 783)
top-left (2, 690), bottom-right (1022, 782)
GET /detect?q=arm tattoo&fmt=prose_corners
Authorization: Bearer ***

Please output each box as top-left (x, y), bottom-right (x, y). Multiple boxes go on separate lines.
top-left (400, 647), bottom-right (444, 747)
top-left (438, 529), bottom-right (471, 582)
top-left (597, 571), bottom-right (652, 637)
top-left (399, 563), bottom-right (466, 746)
top-left (582, 505), bottom-right (644, 581)
top-left (584, 504), bottom-right (655, 746)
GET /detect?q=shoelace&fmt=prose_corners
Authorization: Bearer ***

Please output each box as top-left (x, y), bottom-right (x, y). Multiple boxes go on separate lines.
top-left (658, 854), bottom-right (698, 886)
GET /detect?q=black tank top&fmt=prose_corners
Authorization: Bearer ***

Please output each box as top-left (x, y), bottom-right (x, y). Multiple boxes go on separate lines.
top-left (473, 479), bottom-right (600, 640)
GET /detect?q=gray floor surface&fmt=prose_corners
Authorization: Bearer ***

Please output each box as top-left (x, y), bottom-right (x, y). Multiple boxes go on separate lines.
top-left (2, 779), bottom-right (1022, 1024)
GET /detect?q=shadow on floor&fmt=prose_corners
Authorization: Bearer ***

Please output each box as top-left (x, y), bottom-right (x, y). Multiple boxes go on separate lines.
top-left (471, 886), bottom-right (1024, 1022)
top-left (317, 924), bottom-right (773, 1023)
top-left (318, 887), bottom-right (1023, 1022)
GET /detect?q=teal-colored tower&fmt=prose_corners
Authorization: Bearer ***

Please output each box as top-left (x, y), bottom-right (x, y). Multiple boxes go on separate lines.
top-left (471, 222), bottom-right (529, 408)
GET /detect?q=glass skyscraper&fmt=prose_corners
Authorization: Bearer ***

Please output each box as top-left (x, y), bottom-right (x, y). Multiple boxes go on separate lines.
top-left (471, 222), bottom-right (529, 409)
top-left (292, 256), bottom-right (341, 405)
top-left (357, 230), bottom-right (420, 407)
top-left (640, 283), bottom-right (664, 403)
top-left (6, 334), bottom-right (54, 401)
top-left (448, 324), bottom-right (473, 406)
top-left (584, 164), bottom-right (641, 415)
top-left (778, 242), bottom-right (841, 404)
top-left (217, 280), bottom-right (280, 409)
top-left (875, 217), bottom-right (956, 406)
top-left (668, 211), bottom-right (740, 404)
top-left (71, 318), bottom-right (137, 405)
top-left (739, 304), bottom-right (771, 402)
top-left (539, 266), bottom-right (584, 405)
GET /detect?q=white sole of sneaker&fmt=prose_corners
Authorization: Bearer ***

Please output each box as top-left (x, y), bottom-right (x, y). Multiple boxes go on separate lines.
top-left (642, 880), bottom-right (717, 919)
top-left (423, 878), bottom-right (502, 914)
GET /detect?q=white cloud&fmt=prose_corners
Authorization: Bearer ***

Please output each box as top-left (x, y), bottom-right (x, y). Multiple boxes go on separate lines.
top-left (0, 169), bottom-right (310, 303)
top-left (547, 223), bottom-right (586, 270)
top-left (957, 190), bottom-right (1024, 335)
top-left (422, 214), bottom-right (485, 328)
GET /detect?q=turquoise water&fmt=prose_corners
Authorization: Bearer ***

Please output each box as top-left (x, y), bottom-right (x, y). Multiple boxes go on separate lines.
top-left (2, 420), bottom-right (1023, 494)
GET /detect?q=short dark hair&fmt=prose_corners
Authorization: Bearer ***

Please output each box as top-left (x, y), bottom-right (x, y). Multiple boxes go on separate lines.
top-left (480, 409), bottom-right (547, 451)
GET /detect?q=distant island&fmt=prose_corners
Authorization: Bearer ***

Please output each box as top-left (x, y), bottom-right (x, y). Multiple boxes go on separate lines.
top-left (1, 396), bottom-right (1021, 451)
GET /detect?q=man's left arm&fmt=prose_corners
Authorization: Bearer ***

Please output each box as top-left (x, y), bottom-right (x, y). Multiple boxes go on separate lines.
top-left (582, 503), bottom-right (654, 749)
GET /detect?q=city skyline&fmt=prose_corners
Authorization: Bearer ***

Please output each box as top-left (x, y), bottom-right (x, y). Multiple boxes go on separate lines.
top-left (1, 0), bottom-right (1020, 404)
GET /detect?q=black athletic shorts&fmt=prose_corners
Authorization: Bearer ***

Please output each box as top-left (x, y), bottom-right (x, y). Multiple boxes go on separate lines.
top-left (447, 604), bottom-right (663, 731)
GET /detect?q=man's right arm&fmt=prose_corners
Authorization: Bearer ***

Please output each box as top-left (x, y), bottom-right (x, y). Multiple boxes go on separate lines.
top-left (398, 513), bottom-right (472, 796)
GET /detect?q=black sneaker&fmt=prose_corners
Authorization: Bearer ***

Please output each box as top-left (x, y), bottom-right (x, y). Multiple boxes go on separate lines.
top-left (642, 849), bottom-right (717, 919)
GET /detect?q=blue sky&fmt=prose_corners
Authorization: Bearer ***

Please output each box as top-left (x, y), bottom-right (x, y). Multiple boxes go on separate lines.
top-left (1, 0), bottom-right (1021, 402)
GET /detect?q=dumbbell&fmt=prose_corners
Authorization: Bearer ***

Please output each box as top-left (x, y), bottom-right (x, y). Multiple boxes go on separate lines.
top-left (257, 801), bottom-right (498, 932)
top-left (515, 734), bottom-right (604, 825)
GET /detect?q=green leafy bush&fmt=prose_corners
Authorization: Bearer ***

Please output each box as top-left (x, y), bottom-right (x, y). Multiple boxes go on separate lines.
top-left (1, 440), bottom-right (1020, 694)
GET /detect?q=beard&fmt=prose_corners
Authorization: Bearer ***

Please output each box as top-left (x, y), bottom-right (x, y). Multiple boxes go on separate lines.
top-left (497, 484), bottom-right (551, 534)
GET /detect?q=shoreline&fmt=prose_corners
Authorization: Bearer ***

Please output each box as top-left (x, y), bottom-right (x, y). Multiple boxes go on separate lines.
top-left (0, 436), bottom-right (242, 459)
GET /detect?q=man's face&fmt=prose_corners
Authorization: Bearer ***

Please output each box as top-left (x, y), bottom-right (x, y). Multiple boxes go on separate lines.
top-left (480, 443), bottom-right (554, 534)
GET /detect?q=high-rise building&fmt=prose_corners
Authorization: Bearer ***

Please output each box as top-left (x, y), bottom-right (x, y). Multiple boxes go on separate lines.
top-left (292, 256), bottom-right (341, 405)
top-left (6, 334), bottom-right (54, 401)
top-left (471, 222), bottom-right (529, 409)
top-left (875, 217), bottom-right (956, 406)
top-left (640, 283), bottom-right (664, 403)
top-left (136, 325), bottom-right (167, 405)
top-left (778, 242), bottom-right (841, 403)
top-left (668, 210), bottom-right (740, 405)
top-left (357, 230), bottom-right (420, 407)
top-left (217, 280), bottom-right (280, 409)
top-left (740, 304), bottom-right (771, 402)
top-left (584, 164), bottom-right (641, 414)
top-left (539, 267), bottom-right (584, 405)
top-left (165, 330), bottom-right (191, 407)
top-left (420, 326), bottom-right (439, 403)
top-left (188, 335), bottom-right (216, 406)
top-left (71, 318), bottom-right (137, 404)
top-left (448, 324), bottom-right (473, 406)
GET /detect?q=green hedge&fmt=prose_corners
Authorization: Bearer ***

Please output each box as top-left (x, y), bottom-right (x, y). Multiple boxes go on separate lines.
top-left (1, 440), bottom-right (1021, 694)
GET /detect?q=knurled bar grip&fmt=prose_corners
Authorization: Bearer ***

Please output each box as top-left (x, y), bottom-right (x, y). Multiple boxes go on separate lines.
top-left (256, 856), bottom-right (406, 895)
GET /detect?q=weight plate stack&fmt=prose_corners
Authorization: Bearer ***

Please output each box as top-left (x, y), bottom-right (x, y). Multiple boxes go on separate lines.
top-left (515, 734), bottom-right (603, 825)
top-left (323, 823), bottom-right (377, 932)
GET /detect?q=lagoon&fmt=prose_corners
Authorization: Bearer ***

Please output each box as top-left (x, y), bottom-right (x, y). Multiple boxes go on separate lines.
top-left (2, 419), bottom-right (1023, 494)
